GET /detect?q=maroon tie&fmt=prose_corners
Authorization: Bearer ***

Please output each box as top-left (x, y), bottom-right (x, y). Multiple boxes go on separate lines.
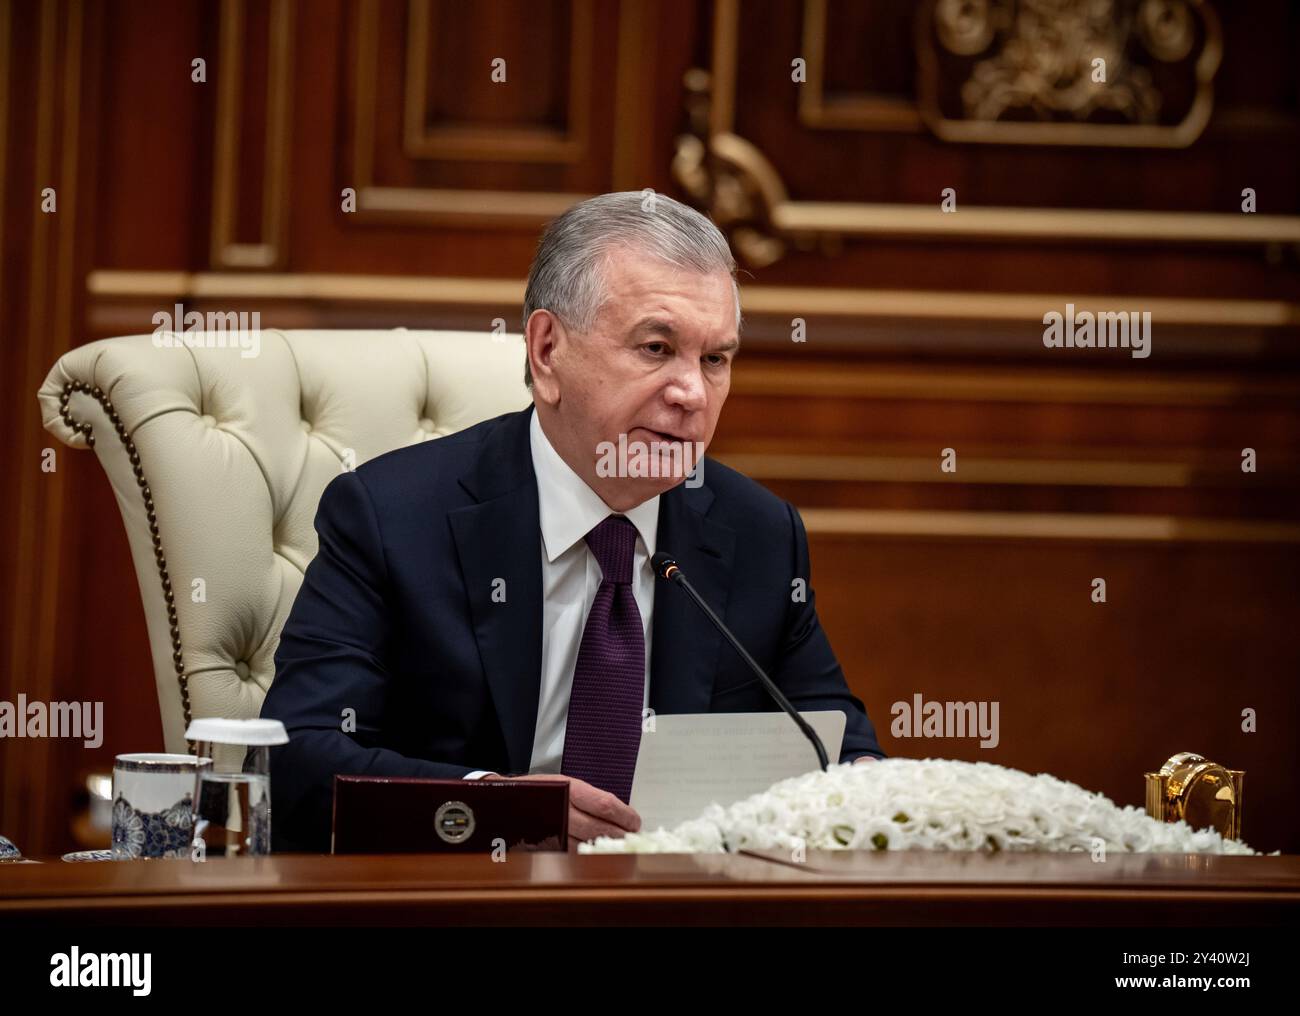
top-left (559, 515), bottom-right (644, 802)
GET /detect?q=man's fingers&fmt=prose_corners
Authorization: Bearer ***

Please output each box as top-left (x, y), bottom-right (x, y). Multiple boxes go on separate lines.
top-left (569, 781), bottom-right (640, 832)
top-left (569, 810), bottom-right (634, 844)
top-left (509, 773), bottom-right (641, 832)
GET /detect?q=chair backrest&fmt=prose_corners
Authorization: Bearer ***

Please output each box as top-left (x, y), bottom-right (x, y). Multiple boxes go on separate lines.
top-left (39, 329), bottom-right (531, 753)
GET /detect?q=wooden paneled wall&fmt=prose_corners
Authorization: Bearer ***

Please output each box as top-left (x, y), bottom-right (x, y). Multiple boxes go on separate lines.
top-left (2, 0), bottom-right (1297, 856)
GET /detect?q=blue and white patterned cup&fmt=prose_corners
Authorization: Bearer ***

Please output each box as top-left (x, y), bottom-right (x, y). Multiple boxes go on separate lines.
top-left (111, 753), bottom-right (211, 859)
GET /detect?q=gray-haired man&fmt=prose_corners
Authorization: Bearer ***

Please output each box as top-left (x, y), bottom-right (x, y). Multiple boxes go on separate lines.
top-left (262, 192), bottom-right (884, 852)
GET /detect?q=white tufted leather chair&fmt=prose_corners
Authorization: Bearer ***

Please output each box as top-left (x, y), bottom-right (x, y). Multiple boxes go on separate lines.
top-left (38, 329), bottom-right (531, 755)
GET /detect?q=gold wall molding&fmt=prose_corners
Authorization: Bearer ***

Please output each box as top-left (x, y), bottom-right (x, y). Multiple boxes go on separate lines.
top-left (728, 362), bottom-right (1300, 406)
top-left (88, 269), bottom-right (523, 304)
top-left (86, 271), bottom-right (1298, 414)
top-left (86, 269), bottom-right (1300, 329)
top-left (402, 0), bottom-right (593, 162)
top-left (767, 202), bottom-right (1300, 246)
top-left (678, 0), bottom-right (1299, 266)
top-left (86, 270), bottom-right (1300, 339)
top-left (352, 186), bottom-right (591, 226)
top-left (802, 509), bottom-right (1300, 544)
top-left (210, 0), bottom-right (294, 269)
top-left (715, 452), bottom-right (1228, 489)
top-left (736, 286), bottom-right (1300, 326)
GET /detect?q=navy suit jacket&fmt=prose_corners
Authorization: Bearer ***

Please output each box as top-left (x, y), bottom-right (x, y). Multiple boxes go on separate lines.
top-left (261, 406), bottom-right (883, 851)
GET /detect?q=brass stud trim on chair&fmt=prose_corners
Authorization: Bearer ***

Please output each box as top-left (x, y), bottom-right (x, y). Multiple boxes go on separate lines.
top-left (59, 380), bottom-right (196, 754)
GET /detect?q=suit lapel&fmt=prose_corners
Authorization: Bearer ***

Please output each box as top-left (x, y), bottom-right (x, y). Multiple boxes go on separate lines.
top-left (449, 408), bottom-right (543, 775)
top-left (650, 475), bottom-right (736, 716)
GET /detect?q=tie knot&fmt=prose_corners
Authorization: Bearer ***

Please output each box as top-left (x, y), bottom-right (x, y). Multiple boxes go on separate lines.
top-left (585, 515), bottom-right (637, 584)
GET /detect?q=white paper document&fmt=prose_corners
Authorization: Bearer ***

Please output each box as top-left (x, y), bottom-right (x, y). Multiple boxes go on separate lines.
top-left (629, 711), bottom-right (847, 831)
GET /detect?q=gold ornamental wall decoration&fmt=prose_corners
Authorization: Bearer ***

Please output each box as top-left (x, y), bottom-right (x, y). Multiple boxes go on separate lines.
top-left (916, 0), bottom-right (1223, 147)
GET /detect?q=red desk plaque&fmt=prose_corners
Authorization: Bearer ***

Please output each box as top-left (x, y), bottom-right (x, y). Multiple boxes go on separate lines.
top-left (331, 776), bottom-right (569, 854)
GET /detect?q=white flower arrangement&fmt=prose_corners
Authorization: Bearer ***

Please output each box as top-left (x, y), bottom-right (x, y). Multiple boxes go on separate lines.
top-left (579, 758), bottom-right (1260, 855)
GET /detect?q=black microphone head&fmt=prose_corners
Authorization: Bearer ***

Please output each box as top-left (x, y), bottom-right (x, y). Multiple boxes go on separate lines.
top-left (650, 551), bottom-right (678, 580)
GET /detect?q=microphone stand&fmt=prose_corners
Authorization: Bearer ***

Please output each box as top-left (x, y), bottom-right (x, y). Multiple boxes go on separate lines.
top-left (652, 552), bottom-right (830, 772)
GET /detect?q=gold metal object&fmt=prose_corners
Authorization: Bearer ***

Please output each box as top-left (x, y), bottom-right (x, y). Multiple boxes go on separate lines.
top-left (1145, 751), bottom-right (1244, 840)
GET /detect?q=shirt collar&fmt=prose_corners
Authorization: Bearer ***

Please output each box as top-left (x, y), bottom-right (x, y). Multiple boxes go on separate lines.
top-left (530, 408), bottom-right (659, 564)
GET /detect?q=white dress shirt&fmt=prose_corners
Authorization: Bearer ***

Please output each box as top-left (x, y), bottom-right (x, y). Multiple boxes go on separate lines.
top-left (465, 410), bottom-right (659, 778)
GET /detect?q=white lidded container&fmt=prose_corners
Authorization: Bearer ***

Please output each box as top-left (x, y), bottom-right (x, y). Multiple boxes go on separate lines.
top-left (184, 718), bottom-right (288, 858)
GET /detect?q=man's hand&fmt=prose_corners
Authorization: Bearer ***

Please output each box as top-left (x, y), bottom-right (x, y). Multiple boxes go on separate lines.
top-left (853, 755), bottom-right (878, 764)
top-left (505, 774), bottom-right (641, 848)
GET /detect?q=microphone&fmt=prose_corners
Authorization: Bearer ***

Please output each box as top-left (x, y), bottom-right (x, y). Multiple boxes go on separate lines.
top-left (650, 550), bottom-right (830, 771)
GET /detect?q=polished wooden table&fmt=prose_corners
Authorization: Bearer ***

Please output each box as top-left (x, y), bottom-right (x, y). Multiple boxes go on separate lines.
top-left (3, 850), bottom-right (1297, 925)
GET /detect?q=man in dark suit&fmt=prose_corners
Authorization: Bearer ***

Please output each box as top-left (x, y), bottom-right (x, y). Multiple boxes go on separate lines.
top-left (262, 192), bottom-right (883, 852)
